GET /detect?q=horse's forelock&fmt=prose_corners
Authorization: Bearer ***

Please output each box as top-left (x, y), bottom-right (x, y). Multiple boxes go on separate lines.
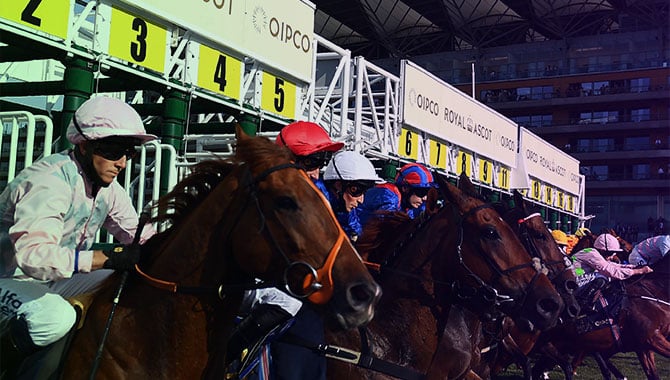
top-left (234, 133), bottom-right (292, 172)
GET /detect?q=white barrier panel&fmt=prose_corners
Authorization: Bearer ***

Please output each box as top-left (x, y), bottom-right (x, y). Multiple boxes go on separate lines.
top-left (400, 60), bottom-right (517, 168)
top-left (0, 112), bottom-right (53, 186)
top-left (519, 127), bottom-right (581, 195)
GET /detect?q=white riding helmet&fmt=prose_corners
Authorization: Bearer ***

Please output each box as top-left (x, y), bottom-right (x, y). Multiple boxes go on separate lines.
top-left (323, 151), bottom-right (383, 183)
top-left (66, 96), bottom-right (157, 145)
top-left (593, 233), bottom-right (623, 252)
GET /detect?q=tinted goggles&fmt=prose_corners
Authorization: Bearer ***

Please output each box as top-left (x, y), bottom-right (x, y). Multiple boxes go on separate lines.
top-left (297, 151), bottom-right (333, 171)
top-left (410, 187), bottom-right (430, 198)
top-left (91, 138), bottom-right (139, 161)
top-left (345, 181), bottom-right (374, 197)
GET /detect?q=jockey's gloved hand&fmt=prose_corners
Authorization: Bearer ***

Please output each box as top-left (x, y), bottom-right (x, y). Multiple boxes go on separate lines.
top-left (227, 303), bottom-right (292, 361)
top-left (103, 244), bottom-right (141, 271)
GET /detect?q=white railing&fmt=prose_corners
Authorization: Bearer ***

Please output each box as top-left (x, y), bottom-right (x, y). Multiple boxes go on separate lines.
top-left (0, 111), bottom-right (54, 187)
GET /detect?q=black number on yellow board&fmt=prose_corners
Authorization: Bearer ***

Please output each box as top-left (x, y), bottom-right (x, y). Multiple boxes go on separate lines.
top-left (435, 143), bottom-right (441, 165)
top-left (501, 169), bottom-right (508, 187)
top-left (533, 182), bottom-right (540, 198)
top-left (483, 161), bottom-right (488, 181)
top-left (274, 78), bottom-right (285, 112)
top-left (21, 0), bottom-right (42, 26)
top-left (130, 17), bottom-right (148, 62)
top-left (461, 153), bottom-right (467, 174)
top-left (405, 131), bottom-right (413, 155)
top-left (213, 55), bottom-right (227, 92)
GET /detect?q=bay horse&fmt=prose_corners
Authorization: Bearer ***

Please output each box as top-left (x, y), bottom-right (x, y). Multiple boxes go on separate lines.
top-left (62, 127), bottom-right (381, 379)
top-left (469, 190), bottom-right (581, 379)
top-left (534, 246), bottom-right (670, 380)
top-left (325, 174), bottom-right (563, 379)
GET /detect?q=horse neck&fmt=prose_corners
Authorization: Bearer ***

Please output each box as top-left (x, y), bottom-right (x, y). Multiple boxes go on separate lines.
top-left (147, 179), bottom-right (237, 286)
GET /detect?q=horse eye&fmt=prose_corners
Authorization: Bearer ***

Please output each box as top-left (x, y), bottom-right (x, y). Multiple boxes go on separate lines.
top-left (275, 196), bottom-right (298, 210)
top-left (482, 227), bottom-right (500, 240)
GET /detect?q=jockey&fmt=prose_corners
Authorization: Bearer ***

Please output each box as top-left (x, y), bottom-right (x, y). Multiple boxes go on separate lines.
top-left (229, 122), bottom-right (346, 380)
top-left (358, 162), bottom-right (436, 226)
top-left (0, 96), bottom-right (157, 378)
top-left (571, 233), bottom-right (652, 310)
top-left (276, 120), bottom-right (344, 195)
top-left (322, 151), bottom-right (384, 242)
top-left (628, 235), bottom-right (670, 266)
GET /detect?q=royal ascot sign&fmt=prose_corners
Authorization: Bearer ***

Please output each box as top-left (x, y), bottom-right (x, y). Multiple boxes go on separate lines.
top-left (519, 128), bottom-right (581, 195)
top-left (116, 0), bottom-right (315, 82)
top-left (400, 60), bottom-right (518, 168)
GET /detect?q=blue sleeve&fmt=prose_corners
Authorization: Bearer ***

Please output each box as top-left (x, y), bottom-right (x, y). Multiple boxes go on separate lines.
top-left (334, 209), bottom-right (361, 241)
top-left (313, 178), bottom-right (329, 199)
top-left (358, 187), bottom-right (401, 226)
top-left (406, 203), bottom-right (426, 219)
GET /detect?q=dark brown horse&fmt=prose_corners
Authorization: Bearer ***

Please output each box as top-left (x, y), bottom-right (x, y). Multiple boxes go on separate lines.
top-left (470, 191), bottom-right (581, 379)
top-left (62, 127), bottom-right (381, 379)
top-left (325, 174), bottom-right (563, 379)
top-left (535, 247), bottom-right (670, 380)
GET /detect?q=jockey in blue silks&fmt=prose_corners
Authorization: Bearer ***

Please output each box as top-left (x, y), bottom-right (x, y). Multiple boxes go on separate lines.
top-left (322, 151), bottom-right (384, 242)
top-left (359, 162), bottom-right (436, 227)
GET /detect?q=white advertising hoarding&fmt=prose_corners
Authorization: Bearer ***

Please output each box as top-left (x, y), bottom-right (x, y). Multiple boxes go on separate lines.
top-left (400, 60), bottom-right (517, 168)
top-left (519, 127), bottom-right (581, 195)
top-left (116, 0), bottom-right (315, 82)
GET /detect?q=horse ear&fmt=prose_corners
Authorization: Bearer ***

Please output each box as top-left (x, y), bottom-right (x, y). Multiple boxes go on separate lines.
top-left (513, 190), bottom-right (526, 210)
top-left (457, 173), bottom-right (478, 198)
top-left (235, 124), bottom-right (250, 141)
top-left (433, 171), bottom-right (470, 210)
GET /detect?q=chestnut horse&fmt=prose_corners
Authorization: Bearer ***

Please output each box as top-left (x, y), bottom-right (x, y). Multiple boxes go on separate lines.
top-left (534, 247), bottom-right (670, 380)
top-left (470, 191), bottom-right (581, 379)
top-left (325, 174), bottom-right (563, 379)
top-left (62, 128), bottom-right (381, 379)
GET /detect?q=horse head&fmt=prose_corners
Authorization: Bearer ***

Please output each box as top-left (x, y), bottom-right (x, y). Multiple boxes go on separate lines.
top-left (438, 173), bottom-right (563, 331)
top-left (144, 126), bottom-right (381, 330)
top-left (503, 191), bottom-right (580, 320)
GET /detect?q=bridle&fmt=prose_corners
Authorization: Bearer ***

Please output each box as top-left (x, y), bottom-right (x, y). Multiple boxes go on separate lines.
top-left (454, 203), bottom-right (547, 315)
top-left (134, 162), bottom-right (348, 304)
top-left (515, 212), bottom-right (575, 289)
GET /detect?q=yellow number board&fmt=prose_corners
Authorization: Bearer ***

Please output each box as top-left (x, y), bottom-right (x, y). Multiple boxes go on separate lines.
top-left (556, 191), bottom-right (565, 210)
top-left (544, 185), bottom-right (553, 205)
top-left (497, 167), bottom-right (510, 190)
top-left (531, 179), bottom-right (541, 200)
top-left (197, 44), bottom-right (242, 100)
top-left (0, 0), bottom-right (71, 39)
top-left (261, 72), bottom-right (297, 119)
top-left (428, 139), bottom-right (447, 170)
top-left (566, 195), bottom-right (575, 213)
top-left (108, 7), bottom-right (167, 73)
top-left (398, 128), bottom-right (419, 160)
top-left (456, 150), bottom-right (472, 177)
top-left (478, 159), bottom-right (492, 185)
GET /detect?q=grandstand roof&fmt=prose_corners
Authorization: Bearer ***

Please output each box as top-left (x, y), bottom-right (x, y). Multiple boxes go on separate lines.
top-left (312, 0), bottom-right (669, 59)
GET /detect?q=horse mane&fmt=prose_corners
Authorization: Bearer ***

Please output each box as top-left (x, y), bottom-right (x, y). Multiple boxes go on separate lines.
top-left (356, 211), bottom-right (412, 262)
top-left (149, 134), bottom-right (292, 229)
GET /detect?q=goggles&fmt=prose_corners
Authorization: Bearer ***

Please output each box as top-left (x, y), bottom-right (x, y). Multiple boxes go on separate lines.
top-left (410, 187), bottom-right (430, 198)
top-left (297, 151), bottom-right (333, 171)
top-left (90, 137), bottom-right (139, 161)
top-left (344, 181), bottom-right (374, 197)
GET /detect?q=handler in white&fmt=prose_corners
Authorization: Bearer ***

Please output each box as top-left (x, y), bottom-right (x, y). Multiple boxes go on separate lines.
top-left (0, 96), bottom-right (156, 378)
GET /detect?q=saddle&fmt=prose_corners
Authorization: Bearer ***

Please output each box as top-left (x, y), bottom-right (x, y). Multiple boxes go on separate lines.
top-left (574, 282), bottom-right (625, 336)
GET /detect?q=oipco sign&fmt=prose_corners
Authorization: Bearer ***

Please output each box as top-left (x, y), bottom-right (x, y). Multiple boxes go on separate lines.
top-left (519, 128), bottom-right (581, 195)
top-left (401, 60), bottom-right (517, 168)
top-left (116, 0), bottom-right (314, 82)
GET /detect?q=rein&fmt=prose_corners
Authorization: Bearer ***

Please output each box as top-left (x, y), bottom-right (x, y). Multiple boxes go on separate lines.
top-left (134, 162), bottom-right (347, 304)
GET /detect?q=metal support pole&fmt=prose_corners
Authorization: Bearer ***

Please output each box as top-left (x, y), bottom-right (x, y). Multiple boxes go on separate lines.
top-left (381, 162), bottom-right (398, 182)
top-left (549, 209), bottom-right (558, 230)
top-left (58, 58), bottom-right (94, 151)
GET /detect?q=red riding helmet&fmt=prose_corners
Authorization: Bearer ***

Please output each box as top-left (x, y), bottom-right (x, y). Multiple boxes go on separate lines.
top-left (395, 163), bottom-right (435, 188)
top-left (276, 121), bottom-right (344, 156)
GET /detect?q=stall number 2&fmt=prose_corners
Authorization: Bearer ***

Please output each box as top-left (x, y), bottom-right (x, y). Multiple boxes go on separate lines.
top-left (2, 0), bottom-right (70, 39)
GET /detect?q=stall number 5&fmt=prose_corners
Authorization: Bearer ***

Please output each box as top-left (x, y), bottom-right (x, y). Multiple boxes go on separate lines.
top-left (273, 77), bottom-right (285, 112)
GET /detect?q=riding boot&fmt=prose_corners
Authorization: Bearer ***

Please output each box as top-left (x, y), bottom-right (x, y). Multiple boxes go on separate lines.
top-left (226, 303), bottom-right (292, 362)
top-left (0, 317), bottom-right (40, 380)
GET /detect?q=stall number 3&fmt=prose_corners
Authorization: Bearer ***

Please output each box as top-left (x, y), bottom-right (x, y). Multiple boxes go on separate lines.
top-left (130, 17), bottom-right (148, 62)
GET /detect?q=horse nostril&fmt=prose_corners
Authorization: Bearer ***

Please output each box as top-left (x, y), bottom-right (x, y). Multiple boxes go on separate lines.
top-left (537, 297), bottom-right (560, 314)
top-left (346, 282), bottom-right (381, 311)
top-left (564, 280), bottom-right (578, 293)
